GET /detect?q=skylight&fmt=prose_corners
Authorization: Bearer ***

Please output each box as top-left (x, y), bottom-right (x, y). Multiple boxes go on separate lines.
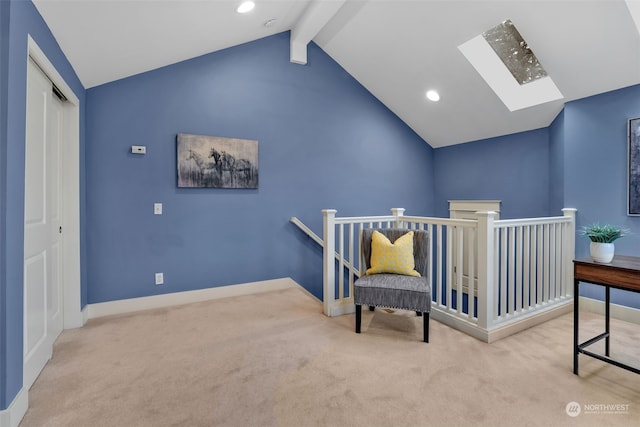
top-left (483, 20), bottom-right (547, 85)
top-left (458, 20), bottom-right (563, 111)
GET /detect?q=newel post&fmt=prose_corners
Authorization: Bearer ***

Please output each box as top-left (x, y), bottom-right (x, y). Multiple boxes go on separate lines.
top-left (562, 208), bottom-right (577, 297)
top-left (322, 209), bottom-right (337, 316)
top-left (391, 208), bottom-right (405, 227)
top-left (476, 211), bottom-right (496, 330)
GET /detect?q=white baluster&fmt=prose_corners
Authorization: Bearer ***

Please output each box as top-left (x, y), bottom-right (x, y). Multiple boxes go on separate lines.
top-left (391, 208), bottom-right (405, 228)
top-left (456, 225), bottom-right (463, 315)
top-left (467, 225), bottom-right (475, 319)
top-left (348, 223), bottom-right (355, 299)
top-left (537, 224), bottom-right (543, 306)
top-left (476, 211), bottom-right (496, 330)
top-left (562, 208), bottom-right (577, 298)
top-left (322, 209), bottom-right (337, 316)
top-left (524, 225), bottom-right (531, 309)
top-left (436, 224), bottom-right (443, 307)
top-left (338, 223), bottom-right (344, 300)
top-left (516, 225), bottom-right (523, 312)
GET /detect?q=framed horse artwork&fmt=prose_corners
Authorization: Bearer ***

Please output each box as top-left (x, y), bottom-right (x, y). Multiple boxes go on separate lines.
top-left (177, 133), bottom-right (259, 189)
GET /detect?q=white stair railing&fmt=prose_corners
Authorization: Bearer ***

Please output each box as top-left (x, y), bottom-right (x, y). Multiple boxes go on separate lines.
top-left (320, 209), bottom-right (406, 316)
top-left (290, 216), bottom-right (360, 279)
top-left (488, 208), bottom-right (576, 329)
top-left (307, 207), bottom-right (577, 342)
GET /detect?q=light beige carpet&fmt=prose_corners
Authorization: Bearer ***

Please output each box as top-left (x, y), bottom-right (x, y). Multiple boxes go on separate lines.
top-left (19, 286), bottom-right (640, 427)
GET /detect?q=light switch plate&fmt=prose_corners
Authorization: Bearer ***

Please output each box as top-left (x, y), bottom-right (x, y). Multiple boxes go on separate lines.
top-left (154, 203), bottom-right (162, 215)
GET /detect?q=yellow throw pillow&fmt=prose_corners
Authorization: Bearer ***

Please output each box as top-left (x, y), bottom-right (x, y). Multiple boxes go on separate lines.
top-left (366, 230), bottom-right (421, 277)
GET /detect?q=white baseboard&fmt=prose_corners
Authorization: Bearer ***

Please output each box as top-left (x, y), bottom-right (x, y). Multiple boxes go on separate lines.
top-left (2, 278), bottom-right (304, 427)
top-left (0, 387), bottom-right (28, 427)
top-left (82, 305), bottom-right (90, 325)
top-left (86, 277), bottom-right (298, 319)
top-left (431, 300), bottom-right (574, 343)
top-left (487, 301), bottom-right (574, 343)
top-left (579, 296), bottom-right (640, 324)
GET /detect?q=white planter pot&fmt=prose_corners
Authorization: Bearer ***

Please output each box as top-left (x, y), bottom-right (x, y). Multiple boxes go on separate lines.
top-left (590, 242), bottom-right (615, 263)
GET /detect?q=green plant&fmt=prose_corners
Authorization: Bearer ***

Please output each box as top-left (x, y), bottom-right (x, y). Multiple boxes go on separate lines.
top-left (580, 223), bottom-right (628, 243)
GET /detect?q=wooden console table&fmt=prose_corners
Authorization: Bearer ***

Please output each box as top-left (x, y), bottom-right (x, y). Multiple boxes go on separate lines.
top-left (573, 255), bottom-right (640, 375)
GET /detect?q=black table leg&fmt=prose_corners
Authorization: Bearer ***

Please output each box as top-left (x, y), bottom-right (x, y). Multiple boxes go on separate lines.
top-left (605, 286), bottom-right (610, 357)
top-left (573, 257), bottom-right (640, 375)
top-left (574, 279), bottom-right (579, 375)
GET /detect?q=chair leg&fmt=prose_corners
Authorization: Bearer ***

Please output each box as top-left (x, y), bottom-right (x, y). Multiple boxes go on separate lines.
top-left (416, 311), bottom-right (422, 316)
top-left (356, 304), bottom-right (362, 333)
top-left (423, 312), bottom-right (429, 343)
top-left (369, 305), bottom-right (375, 312)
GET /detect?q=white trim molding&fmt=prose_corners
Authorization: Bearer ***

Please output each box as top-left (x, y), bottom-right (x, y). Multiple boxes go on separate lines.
top-left (27, 35), bottom-right (82, 330)
top-left (0, 387), bottom-right (28, 427)
top-left (432, 300), bottom-right (573, 343)
top-left (580, 296), bottom-right (640, 325)
top-left (87, 278), bottom-right (299, 319)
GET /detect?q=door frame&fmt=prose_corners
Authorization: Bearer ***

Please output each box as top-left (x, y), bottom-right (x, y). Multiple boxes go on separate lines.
top-left (26, 36), bottom-right (82, 330)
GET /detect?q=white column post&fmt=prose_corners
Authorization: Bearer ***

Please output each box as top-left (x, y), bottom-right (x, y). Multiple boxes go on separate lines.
top-left (391, 208), bottom-right (405, 228)
top-left (562, 208), bottom-right (577, 297)
top-left (322, 209), bottom-right (337, 316)
top-left (476, 211), bottom-right (496, 330)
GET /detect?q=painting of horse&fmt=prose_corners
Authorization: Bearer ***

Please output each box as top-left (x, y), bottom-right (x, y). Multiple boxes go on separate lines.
top-left (177, 133), bottom-right (258, 188)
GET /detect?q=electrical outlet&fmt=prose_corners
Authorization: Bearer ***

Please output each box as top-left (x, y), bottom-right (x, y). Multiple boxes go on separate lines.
top-left (155, 272), bottom-right (164, 285)
top-left (131, 145), bottom-right (146, 154)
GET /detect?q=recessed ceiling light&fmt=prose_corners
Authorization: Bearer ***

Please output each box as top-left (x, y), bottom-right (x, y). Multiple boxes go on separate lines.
top-left (236, 1), bottom-right (255, 14)
top-left (426, 90), bottom-right (440, 102)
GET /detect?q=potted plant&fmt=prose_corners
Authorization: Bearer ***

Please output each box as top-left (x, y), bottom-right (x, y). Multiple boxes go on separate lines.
top-left (580, 223), bottom-right (628, 263)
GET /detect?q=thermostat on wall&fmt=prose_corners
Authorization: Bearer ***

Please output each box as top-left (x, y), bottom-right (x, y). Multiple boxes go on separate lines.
top-left (131, 145), bottom-right (146, 154)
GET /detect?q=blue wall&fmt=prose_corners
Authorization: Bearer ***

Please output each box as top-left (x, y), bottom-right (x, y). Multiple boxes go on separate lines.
top-left (0, 0), bottom-right (85, 412)
top-left (85, 32), bottom-right (434, 304)
top-left (3, 0), bottom-right (640, 415)
top-left (563, 85), bottom-right (640, 307)
top-left (431, 85), bottom-right (640, 309)
top-left (433, 128), bottom-right (551, 218)
top-left (0, 0), bottom-right (9, 412)
top-left (564, 85), bottom-right (640, 256)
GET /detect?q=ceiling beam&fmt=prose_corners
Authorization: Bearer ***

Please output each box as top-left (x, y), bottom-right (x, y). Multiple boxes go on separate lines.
top-left (290, 0), bottom-right (346, 64)
top-left (626, 0), bottom-right (640, 36)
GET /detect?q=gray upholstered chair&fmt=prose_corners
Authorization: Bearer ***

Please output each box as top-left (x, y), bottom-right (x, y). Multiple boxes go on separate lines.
top-left (354, 228), bottom-right (431, 342)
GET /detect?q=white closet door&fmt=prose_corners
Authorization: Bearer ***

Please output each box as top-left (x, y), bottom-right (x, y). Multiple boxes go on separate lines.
top-left (23, 57), bottom-right (64, 390)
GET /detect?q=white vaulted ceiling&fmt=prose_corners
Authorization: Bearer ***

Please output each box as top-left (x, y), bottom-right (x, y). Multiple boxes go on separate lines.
top-left (33, 0), bottom-right (640, 148)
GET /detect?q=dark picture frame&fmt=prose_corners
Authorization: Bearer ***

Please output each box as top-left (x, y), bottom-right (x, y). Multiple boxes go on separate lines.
top-left (628, 118), bottom-right (640, 215)
top-left (177, 133), bottom-right (258, 189)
